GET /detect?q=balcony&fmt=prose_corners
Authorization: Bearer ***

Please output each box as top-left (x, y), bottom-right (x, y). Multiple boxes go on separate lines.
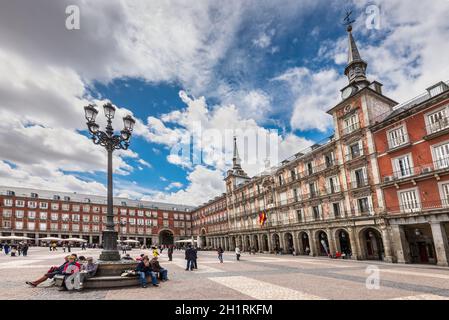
top-left (345, 149), bottom-right (364, 162)
top-left (326, 185), bottom-right (341, 195)
top-left (304, 190), bottom-right (321, 200)
top-left (349, 179), bottom-right (369, 189)
top-left (387, 134), bottom-right (410, 151)
top-left (342, 122), bottom-right (361, 136)
top-left (425, 117), bottom-right (449, 139)
top-left (381, 157), bottom-right (449, 185)
top-left (386, 200), bottom-right (449, 215)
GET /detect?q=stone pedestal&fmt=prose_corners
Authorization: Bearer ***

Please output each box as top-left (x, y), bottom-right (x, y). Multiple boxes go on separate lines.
top-left (99, 230), bottom-right (120, 261)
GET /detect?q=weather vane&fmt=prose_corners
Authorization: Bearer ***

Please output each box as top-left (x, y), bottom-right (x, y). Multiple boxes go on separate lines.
top-left (342, 9), bottom-right (355, 30)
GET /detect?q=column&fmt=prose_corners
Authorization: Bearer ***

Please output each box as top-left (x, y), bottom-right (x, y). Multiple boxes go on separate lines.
top-left (309, 231), bottom-right (318, 257)
top-left (293, 232), bottom-right (300, 255)
top-left (327, 229), bottom-right (337, 255)
top-left (390, 224), bottom-right (411, 264)
top-left (380, 226), bottom-right (394, 263)
top-left (347, 227), bottom-right (361, 260)
top-left (267, 233), bottom-right (273, 253)
top-left (279, 233), bottom-right (286, 253)
top-left (89, 235), bottom-right (93, 244)
top-left (430, 222), bottom-right (449, 267)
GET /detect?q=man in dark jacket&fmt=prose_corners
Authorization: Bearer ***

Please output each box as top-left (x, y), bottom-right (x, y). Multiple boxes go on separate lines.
top-left (185, 245), bottom-right (195, 271)
top-left (150, 256), bottom-right (168, 281)
top-left (136, 256), bottom-right (158, 288)
top-left (167, 246), bottom-right (173, 261)
top-left (193, 246), bottom-right (198, 269)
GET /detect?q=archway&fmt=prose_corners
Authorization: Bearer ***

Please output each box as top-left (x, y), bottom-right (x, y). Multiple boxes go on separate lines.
top-left (284, 233), bottom-right (294, 254)
top-left (299, 232), bottom-right (311, 255)
top-left (262, 234), bottom-right (269, 252)
top-left (360, 228), bottom-right (384, 260)
top-left (159, 229), bottom-right (174, 246)
top-left (272, 233), bottom-right (280, 253)
top-left (245, 235), bottom-right (251, 252)
top-left (252, 235), bottom-right (259, 252)
top-left (336, 229), bottom-right (352, 257)
top-left (316, 231), bottom-right (330, 256)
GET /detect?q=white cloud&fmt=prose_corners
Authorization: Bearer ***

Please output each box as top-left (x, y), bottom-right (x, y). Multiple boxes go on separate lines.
top-left (272, 67), bottom-right (345, 132)
top-left (164, 182), bottom-right (183, 191)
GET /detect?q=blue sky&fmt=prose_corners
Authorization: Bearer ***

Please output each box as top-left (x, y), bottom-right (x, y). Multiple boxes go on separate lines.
top-left (1, 0), bottom-right (448, 205)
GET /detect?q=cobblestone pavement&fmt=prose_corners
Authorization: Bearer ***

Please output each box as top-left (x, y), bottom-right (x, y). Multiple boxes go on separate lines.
top-left (1, 247), bottom-right (449, 300)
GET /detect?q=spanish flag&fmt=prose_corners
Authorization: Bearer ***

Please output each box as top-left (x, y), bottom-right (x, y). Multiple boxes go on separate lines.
top-left (259, 211), bottom-right (267, 226)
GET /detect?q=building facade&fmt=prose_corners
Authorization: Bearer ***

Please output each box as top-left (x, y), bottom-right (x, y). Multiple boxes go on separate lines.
top-left (0, 186), bottom-right (194, 246)
top-left (372, 81), bottom-right (449, 266)
top-left (191, 24), bottom-right (449, 267)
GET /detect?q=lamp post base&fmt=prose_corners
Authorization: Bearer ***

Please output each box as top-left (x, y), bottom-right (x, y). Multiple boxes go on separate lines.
top-left (100, 230), bottom-right (121, 261)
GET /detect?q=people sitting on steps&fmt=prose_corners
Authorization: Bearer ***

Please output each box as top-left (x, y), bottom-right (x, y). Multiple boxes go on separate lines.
top-left (150, 256), bottom-right (169, 281)
top-left (26, 255), bottom-right (70, 287)
top-left (136, 255), bottom-right (159, 288)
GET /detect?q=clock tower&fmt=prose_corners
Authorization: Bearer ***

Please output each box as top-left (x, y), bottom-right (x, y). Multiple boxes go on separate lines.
top-left (340, 24), bottom-right (371, 100)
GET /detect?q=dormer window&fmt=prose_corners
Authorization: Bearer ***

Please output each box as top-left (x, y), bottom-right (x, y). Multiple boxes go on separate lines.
top-left (343, 114), bottom-right (359, 135)
top-left (427, 81), bottom-right (449, 98)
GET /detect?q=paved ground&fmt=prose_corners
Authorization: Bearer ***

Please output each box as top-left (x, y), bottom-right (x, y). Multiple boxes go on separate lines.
top-left (1, 247), bottom-right (449, 300)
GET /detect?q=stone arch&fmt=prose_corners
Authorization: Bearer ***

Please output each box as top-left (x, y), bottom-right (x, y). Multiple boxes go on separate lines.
top-left (158, 228), bottom-right (174, 246)
top-left (358, 227), bottom-right (384, 261)
top-left (298, 231), bottom-right (311, 255)
top-left (283, 232), bottom-right (294, 254)
top-left (315, 230), bottom-right (330, 256)
top-left (334, 228), bottom-right (352, 256)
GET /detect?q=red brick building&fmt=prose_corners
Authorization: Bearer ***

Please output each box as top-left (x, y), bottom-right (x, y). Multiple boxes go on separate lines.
top-left (0, 186), bottom-right (193, 246)
top-left (192, 194), bottom-right (228, 249)
top-left (372, 81), bottom-right (449, 266)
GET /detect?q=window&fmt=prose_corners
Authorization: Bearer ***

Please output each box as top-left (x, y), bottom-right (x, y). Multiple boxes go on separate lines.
top-left (51, 203), bottom-right (59, 210)
top-left (16, 200), bottom-right (25, 207)
top-left (15, 210), bottom-right (24, 219)
top-left (145, 211), bottom-right (151, 217)
top-left (83, 215), bottom-right (90, 222)
top-left (306, 162), bottom-right (313, 175)
top-left (72, 205), bottom-right (80, 212)
top-left (92, 225), bottom-right (99, 232)
top-left (27, 222), bottom-right (35, 230)
top-left (2, 221), bottom-right (11, 228)
top-left (293, 188), bottom-right (300, 202)
top-left (92, 206), bottom-right (100, 213)
top-left (61, 204), bottom-right (69, 211)
top-left (39, 202), bottom-right (48, 209)
top-left (28, 201), bottom-right (37, 208)
top-left (2, 209), bottom-right (12, 217)
top-left (312, 206), bottom-right (321, 220)
top-left (279, 192), bottom-right (287, 205)
top-left (163, 212), bottom-right (169, 219)
top-left (72, 224), bottom-right (80, 231)
top-left (120, 208), bottom-right (127, 214)
top-left (347, 141), bottom-right (363, 160)
top-left (83, 225), bottom-right (90, 232)
top-left (343, 114), bottom-right (359, 134)
top-left (28, 211), bottom-right (36, 219)
top-left (137, 219), bottom-right (144, 226)
top-left (388, 126), bottom-right (408, 149)
top-left (62, 214), bottom-right (69, 222)
top-left (62, 224), bottom-right (69, 231)
top-left (51, 223), bottom-right (58, 231)
top-left (129, 218), bottom-right (136, 225)
top-left (72, 214), bottom-right (80, 222)
top-left (433, 142), bottom-right (449, 169)
top-left (152, 211), bottom-right (158, 218)
top-left (180, 214), bottom-right (185, 220)
top-left (296, 209), bottom-right (303, 222)
top-left (325, 152), bottom-right (335, 168)
top-left (333, 202), bottom-right (341, 218)
top-left (174, 213), bottom-right (179, 220)
top-left (357, 197), bottom-right (370, 214)
top-left (427, 108), bottom-right (449, 134)
top-left (39, 223), bottom-right (47, 231)
top-left (352, 168), bottom-right (367, 188)
top-left (393, 154), bottom-right (413, 178)
top-left (92, 215), bottom-right (100, 222)
top-left (51, 213), bottom-right (59, 221)
top-left (3, 199), bottom-right (13, 206)
top-left (163, 220), bottom-right (169, 227)
top-left (101, 206), bottom-right (107, 213)
top-left (153, 219), bottom-right (158, 227)
top-left (15, 221), bottom-right (23, 230)
top-left (399, 189), bottom-right (420, 212)
top-left (327, 176), bottom-right (340, 194)
top-left (145, 219), bottom-right (152, 226)
top-left (137, 210), bottom-right (144, 216)
top-left (83, 205), bottom-right (90, 212)
top-left (39, 212), bottom-right (47, 220)
top-left (439, 182), bottom-right (449, 207)
top-left (129, 209), bottom-right (135, 216)
top-left (309, 182), bottom-right (318, 198)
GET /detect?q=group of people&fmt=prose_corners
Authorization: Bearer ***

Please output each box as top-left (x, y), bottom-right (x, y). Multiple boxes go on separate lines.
top-left (136, 255), bottom-right (169, 288)
top-left (1, 242), bottom-right (29, 256)
top-left (185, 244), bottom-right (198, 270)
top-left (26, 254), bottom-right (98, 291)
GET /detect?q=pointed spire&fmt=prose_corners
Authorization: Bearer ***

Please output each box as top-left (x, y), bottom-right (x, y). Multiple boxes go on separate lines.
top-left (344, 24), bottom-right (369, 86)
top-left (232, 136), bottom-right (241, 168)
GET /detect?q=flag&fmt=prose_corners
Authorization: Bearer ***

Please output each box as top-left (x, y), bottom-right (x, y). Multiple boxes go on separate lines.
top-left (258, 211), bottom-right (267, 226)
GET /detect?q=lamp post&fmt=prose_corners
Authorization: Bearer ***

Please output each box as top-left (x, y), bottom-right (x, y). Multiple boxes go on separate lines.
top-left (84, 103), bottom-right (135, 261)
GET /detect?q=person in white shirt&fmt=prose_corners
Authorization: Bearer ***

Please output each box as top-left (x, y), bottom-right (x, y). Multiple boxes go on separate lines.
top-left (235, 247), bottom-right (241, 261)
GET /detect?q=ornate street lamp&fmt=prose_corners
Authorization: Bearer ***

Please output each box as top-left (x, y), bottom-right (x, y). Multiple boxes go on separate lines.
top-left (84, 103), bottom-right (136, 261)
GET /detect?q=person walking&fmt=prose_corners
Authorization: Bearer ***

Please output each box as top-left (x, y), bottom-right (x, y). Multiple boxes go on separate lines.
top-left (67, 243), bottom-right (71, 253)
top-left (22, 243), bottom-right (29, 256)
top-left (235, 246), bottom-right (241, 261)
top-left (217, 246), bottom-right (224, 263)
top-left (167, 245), bottom-right (173, 261)
top-left (81, 242), bottom-right (86, 251)
top-left (62, 243), bottom-right (66, 253)
top-left (193, 246), bottom-right (198, 269)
